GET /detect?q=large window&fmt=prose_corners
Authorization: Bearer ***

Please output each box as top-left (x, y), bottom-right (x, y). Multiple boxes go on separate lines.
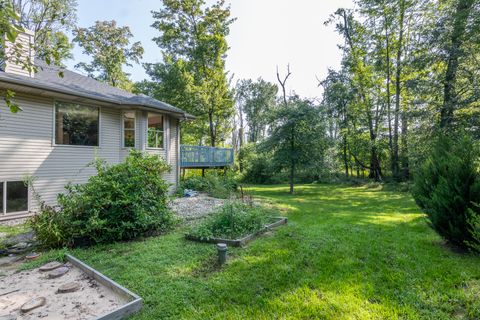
top-left (123, 111), bottom-right (136, 148)
top-left (147, 113), bottom-right (164, 149)
top-left (1, 181), bottom-right (28, 214)
top-left (55, 102), bottom-right (99, 146)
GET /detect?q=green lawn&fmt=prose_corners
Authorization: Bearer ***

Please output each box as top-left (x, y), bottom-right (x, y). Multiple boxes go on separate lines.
top-left (32, 184), bottom-right (480, 319)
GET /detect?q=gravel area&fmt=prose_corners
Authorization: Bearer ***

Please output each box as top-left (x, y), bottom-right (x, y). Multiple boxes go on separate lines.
top-left (169, 193), bottom-right (225, 220)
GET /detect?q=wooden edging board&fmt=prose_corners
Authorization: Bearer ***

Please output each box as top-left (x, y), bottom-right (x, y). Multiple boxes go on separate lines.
top-left (185, 217), bottom-right (288, 247)
top-left (66, 254), bottom-right (143, 320)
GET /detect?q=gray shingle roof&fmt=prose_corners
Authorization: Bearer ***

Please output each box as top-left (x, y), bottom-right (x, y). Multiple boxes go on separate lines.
top-left (0, 61), bottom-right (195, 119)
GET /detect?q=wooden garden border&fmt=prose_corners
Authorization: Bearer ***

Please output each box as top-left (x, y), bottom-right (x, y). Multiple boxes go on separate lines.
top-left (185, 217), bottom-right (288, 247)
top-left (66, 254), bottom-right (143, 320)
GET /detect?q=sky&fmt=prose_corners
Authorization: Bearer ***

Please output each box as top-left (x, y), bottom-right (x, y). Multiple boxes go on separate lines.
top-left (65, 0), bottom-right (354, 99)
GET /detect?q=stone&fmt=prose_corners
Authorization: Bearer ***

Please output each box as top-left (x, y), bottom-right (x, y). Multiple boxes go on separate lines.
top-left (25, 252), bottom-right (41, 260)
top-left (0, 256), bottom-right (17, 267)
top-left (0, 314), bottom-right (16, 320)
top-left (39, 261), bottom-right (63, 272)
top-left (11, 242), bottom-right (29, 250)
top-left (20, 297), bottom-right (46, 313)
top-left (57, 282), bottom-right (81, 293)
top-left (47, 266), bottom-right (69, 279)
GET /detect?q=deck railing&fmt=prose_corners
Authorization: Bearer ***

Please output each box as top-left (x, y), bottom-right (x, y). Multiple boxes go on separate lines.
top-left (180, 145), bottom-right (234, 168)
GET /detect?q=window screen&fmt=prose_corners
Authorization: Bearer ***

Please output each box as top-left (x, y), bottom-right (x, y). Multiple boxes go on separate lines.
top-left (6, 181), bottom-right (28, 213)
top-left (147, 113), bottom-right (164, 149)
top-left (55, 102), bottom-right (99, 146)
top-left (123, 111), bottom-right (135, 148)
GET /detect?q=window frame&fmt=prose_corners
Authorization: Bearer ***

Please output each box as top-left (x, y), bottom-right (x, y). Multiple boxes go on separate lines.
top-left (1, 181), bottom-right (29, 215)
top-left (146, 112), bottom-right (165, 150)
top-left (122, 111), bottom-right (136, 149)
top-left (52, 100), bottom-right (101, 148)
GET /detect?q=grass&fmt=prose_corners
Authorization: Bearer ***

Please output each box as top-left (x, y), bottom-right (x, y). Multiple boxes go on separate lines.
top-left (23, 184), bottom-right (480, 319)
top-left (0, 223), bottom-right (30, 237)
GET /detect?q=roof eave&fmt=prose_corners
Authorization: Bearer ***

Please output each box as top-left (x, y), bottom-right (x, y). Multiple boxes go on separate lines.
top-left (0, 76), bottom-right (194, 118)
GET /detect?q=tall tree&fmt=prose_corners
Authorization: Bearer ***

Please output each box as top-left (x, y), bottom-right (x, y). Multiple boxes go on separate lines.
top-left (147, 0), bottom-right (235, 146)
top-left (439, 0), bottom-right (477, 130)
top-left (73, 20), bottom-right (144, 90)
top-left (235, 78), bottom-right (278, 143)
top-left (11, 0), bottom-right (77, 63)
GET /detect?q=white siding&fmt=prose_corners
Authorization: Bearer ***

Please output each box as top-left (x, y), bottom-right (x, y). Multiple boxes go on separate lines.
top-left (140, 111), bottom-right (179, 188)
top-left (4, 30), bottom-right (35, 77)
top-left (0, 95), bottom-right (180, 214)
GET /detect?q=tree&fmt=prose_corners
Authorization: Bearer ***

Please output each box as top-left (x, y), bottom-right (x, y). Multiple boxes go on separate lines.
top-left (1, 0), bottom-right (73, 113)
top-left (235, 78), bottom-right (278, 143)
top-left (262, 96), bottom-right (327, 194)
top-left (438, 0), bottom-right (477, 130)
top-left (146, 0), bottom-right (235, 146)
top-left (73, 20), bottom-right (144, 90)
top-left (321, 69), bottom-right (353, 178)
top-left (11, 0), bottom-right (77, 63)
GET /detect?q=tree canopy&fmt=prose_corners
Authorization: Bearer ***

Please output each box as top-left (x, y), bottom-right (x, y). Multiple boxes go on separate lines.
top-left (73, 20), bottom-right (144, 91)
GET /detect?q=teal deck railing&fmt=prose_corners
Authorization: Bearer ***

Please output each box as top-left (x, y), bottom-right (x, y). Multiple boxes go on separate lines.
top-left (180, 145), bottom-right (234, 168)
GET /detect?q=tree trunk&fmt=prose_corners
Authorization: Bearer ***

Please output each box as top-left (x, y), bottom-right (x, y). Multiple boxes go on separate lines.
top-left (208, 111), bottom-right (216, 147)
top-left (400, 110), bottom-right (409, 179)
top-left (289, 125), bottom-right (295, 194)
top-left (238, 104), bottom-right (244, 172)
top-left (343, 136), bottom-right (349, 178)
top-left (440, 0), bottom-right (475, 130)
top-left (392, 0), bottom-right (405, 180)
top-left (384, 16), bottom-right (395, 179)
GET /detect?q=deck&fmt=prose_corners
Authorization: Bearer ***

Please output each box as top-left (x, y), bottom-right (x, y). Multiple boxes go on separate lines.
top-left (180, 145), bottom-right (234, 168)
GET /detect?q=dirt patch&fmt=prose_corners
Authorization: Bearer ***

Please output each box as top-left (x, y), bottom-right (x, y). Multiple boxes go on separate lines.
top-left (169, 193), bottom-right (225, 220)
top-left (0, 261), bottom-right (127, 319)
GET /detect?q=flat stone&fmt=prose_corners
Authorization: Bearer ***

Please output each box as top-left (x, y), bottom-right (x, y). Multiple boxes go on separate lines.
top-left (0, 314), bottom-right (16, 320)
top-left (25, 252), bottom-right (41, 260)
top-left (39, 261), bottom-right (63, 272)
top-left (47, 266), bottom-right (69, 279)
top-left (20, 297), bottom-right (46, 313)
top-left (0, 256), bottom-right (16, 267)
top-left (11, 242), bottom-right (29, 250)
top-left (57, 282), bottom-right (81, 293)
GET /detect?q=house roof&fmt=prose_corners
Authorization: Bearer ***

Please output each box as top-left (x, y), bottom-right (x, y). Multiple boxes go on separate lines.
top-left (0, 61), bottom-right (195, 119)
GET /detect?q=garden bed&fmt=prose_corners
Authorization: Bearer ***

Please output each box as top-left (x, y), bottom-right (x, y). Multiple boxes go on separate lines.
top-left (185, 216), bottom-right (287, 247)
top-left (0, 254), bottom-right (142, 320)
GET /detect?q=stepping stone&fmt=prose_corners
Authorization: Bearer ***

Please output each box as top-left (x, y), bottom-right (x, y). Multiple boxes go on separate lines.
top-left (39, 261), bottom-right (63, 272)
top-left (0, 315), bottom-right (16, 320)
top-left (57, 282), bottom-right (81, 293)
top-left (0, 256), bottom-right (16, 267)
top-left (47, 266), bottom-right (69, 278)
top-left (20, 297), bottom-right (46, 313)
top-left (25, 252), bottom-right (41, 260)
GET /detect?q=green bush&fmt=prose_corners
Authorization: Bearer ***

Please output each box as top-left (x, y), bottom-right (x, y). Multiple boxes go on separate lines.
top-left (412, 135), bottom-right (480, 252)
top-left (179, 171), bottom-right (237, 199)
top-left (29, 150), bottom-right (177, 248)
top-left (187, 202), bottom-right (276, 240)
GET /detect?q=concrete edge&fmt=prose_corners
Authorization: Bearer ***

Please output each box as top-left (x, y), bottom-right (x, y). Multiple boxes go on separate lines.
top-left (66, 254), bottom-right (143, 320)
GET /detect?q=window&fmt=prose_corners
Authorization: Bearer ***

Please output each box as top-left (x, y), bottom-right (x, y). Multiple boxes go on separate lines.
top-left (55, 102), bottom-right (99, 146)
top-left (123, 111), bottom-right (136, 148)
top-left (147, 113), bottom-right (164, 149)
top-left (1, 181), bottom-right (28, 214)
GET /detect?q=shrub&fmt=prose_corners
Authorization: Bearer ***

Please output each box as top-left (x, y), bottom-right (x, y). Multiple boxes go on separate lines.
top-left (29, 150), bottom-right (177, 248)
top-left (412, 135), bottom-right (480, 252)
top-left (187, 202), bottom-right (276, 240)
top-left (179, 171), bottom-right (237, 199)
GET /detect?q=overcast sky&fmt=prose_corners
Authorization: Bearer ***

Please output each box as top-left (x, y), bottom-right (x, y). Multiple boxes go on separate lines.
top-left (66, 0), bottom-right (354, 99)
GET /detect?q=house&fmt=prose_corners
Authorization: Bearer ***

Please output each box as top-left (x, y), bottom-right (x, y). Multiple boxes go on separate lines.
top-left (0, 30), bottom-right (194, 220)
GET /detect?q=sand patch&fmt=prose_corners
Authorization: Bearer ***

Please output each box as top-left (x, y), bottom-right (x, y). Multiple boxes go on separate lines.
top-left (0, 261), bottom-right (128, 319)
